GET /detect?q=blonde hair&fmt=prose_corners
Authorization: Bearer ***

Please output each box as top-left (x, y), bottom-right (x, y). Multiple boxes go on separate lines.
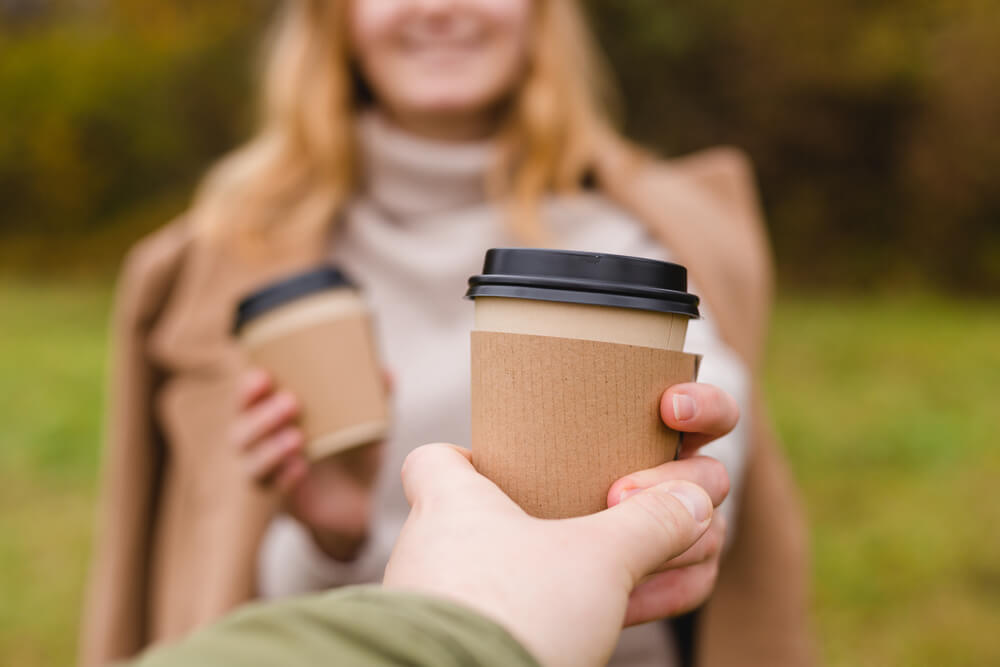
top-left (192, 0), bottom-right (625, 246)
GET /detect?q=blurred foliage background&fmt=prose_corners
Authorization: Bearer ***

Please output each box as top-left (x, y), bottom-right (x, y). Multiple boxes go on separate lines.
top-left (2, 0), bottom-right (998, 288)
top-left (1, 1), bottom-right (998, 666)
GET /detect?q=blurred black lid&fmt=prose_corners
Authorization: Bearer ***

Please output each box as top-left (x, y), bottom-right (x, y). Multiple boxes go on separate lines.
top-left (233, 266), bottom-right (354, 334)
top-left (466, 248), bottom-right (699, 317)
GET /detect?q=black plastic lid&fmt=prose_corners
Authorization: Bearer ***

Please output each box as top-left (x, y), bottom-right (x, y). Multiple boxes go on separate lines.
top-left (466, 248), bottom-right (699, 318)
top-left (233, 266), bottom-right (355, 334)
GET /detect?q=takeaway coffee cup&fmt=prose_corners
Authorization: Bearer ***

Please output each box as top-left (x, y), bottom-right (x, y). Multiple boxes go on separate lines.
top-left (234, 267), bottom-right (389, 461)
top-left (466, 248), bottom-right (701, 519)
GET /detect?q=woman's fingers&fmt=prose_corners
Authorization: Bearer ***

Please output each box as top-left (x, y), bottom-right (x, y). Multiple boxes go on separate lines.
top-left (238, 368), bottom-right (273, 409)
top-left (660, 383), bottom-right (740, 455)
top-left (607, 457), bottom-right (728, 575)
top-left (274, 455), bottom-right (309, 494)
top-left (608, 455), bottom-right (730, 510)
top-left (229, 391), bottom-right (299, 452)
top-left (230, 370), bottom-right (306, 489)
top-left (623, 560), bottom-right (719, 626)
top-left (243, 426), bottom-right (305, 482)
top-left (655, 513), bottom-right (726, 571)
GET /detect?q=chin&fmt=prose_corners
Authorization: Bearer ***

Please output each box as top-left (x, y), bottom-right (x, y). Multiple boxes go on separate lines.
top-left (402, 86), bottom-right (500, 116)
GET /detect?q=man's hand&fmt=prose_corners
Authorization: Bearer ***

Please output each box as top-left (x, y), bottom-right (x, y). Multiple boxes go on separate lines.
top-left (383, 443), bottom-right (727, 667)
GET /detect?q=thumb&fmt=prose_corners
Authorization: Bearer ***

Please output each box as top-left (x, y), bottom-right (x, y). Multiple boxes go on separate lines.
top-left (586, 480), bottom-right (714, 582)
top-left (400, 443), bottom-right (476, 507)
top-left (400, 443), bottom-right (517, 515)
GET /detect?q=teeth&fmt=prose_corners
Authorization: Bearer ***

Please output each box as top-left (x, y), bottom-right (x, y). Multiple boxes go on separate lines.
top-left (399, 15), bottom-right (482, 49)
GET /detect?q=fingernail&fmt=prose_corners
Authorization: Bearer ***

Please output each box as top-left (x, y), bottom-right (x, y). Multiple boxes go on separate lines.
top-left (618, 486), bottom-right (641, 504)
top-left (672, 394), bottom-right (697, 422)
top-left (665, 483), bottom-right (712, 522)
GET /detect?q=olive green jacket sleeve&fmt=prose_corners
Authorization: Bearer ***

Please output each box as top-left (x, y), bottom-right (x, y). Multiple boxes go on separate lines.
top-left (125, 586), bottom-right (540, 667)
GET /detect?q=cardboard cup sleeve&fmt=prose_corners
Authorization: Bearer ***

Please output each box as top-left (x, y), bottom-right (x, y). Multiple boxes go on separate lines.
top-left (471, 331), bottom-right (700, 519)
top-left (244, 313), bottom-right (389, 460)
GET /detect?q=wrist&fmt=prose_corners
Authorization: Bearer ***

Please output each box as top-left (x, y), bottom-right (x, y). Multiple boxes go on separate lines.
top-left (307, 525), bottom-right (367, 562)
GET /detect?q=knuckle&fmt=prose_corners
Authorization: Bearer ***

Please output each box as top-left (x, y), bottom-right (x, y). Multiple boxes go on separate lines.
top-left (263, 397), bottom-right (293, 429)
top-left (262, 397), bottom-right (283, 421)
top-left (699, 384), bottom-right (738, 430)
top-left (243, 456), bottom-right (267, 483)
top-left (690, 565), bottom-right (719, 609)
top-left (401, 443), bottom-right (464, 508)
top-left (613, 475), bottom-right (639, 498)
top-left (244, 408), bottom-right (267, 437)
top-left (401, 444), bottom-right (439, 485)
top-left (277, 425), bottom-right (298, 444)
top-left (703, 388), bottom-right (727, 422)
top-left (706, 560), bottom-right (721, 585)
top-left (728, 392), bottom-right (741, 423)
top-left (704, 520), bottom-right (724, 557)
top-left (400, 445), bottom-right (427, 475)
top-left (693, 558), bottom-right (719, 587)
top-left (630, 489), bottom-right (688, 536)
top-left (258, 436), bottom-right (284, 464)
top-left (703, 457), bottom-right (731, 500)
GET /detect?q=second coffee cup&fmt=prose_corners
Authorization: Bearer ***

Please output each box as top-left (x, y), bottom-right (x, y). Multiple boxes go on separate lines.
top-left (234, 266), bottom-right (389, 461)
top-left (466, 248), bottom-right (701, 519)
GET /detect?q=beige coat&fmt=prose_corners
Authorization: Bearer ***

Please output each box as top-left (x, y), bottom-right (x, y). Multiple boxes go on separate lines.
top-left (79, 146), bottom-right (814, 666)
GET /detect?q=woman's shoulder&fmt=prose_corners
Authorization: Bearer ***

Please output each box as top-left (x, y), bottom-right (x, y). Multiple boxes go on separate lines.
top-left (663, 147), bottom-right (775, 366)
top-left (113, 217), bottom-right (194, 323)
top-left (652, 146), bottom-right (769, 266)
top-left (594, 141), bottom-right (775, 367)
top-left (662, 146), bottom-right (773, 291)
top-left (664, 146), bottom-right (757, 202)
top-left (667, 147), bottom-right (757, 211)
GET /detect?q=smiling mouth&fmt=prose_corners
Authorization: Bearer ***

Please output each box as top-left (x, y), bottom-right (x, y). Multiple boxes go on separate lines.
top-left (397, 15), bottom-right (488, 54)
top-left (404, 44), bottom-right (480, 62)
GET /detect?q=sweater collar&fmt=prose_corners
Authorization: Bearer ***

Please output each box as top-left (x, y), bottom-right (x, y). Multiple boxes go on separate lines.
top-left (355, 111), bottom-right (494, 221)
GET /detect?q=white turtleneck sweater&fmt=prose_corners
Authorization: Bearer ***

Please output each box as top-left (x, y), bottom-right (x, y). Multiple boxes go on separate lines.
top-left (258, 114), bottom-right (751, 667)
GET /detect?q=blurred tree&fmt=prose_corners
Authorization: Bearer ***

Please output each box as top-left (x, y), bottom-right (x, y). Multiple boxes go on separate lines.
top-left (586, 0), bottom-right (1000, 290)
top-left (1, 0), bottom-right (997, 290)
top-left (0, 1), bottom-right (269, 240)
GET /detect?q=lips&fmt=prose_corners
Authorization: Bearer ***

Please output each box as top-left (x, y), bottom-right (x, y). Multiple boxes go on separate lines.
top-left (403, 44), bottom-right (480, 64)
top-left (396, 15), bottom-right (486, 53)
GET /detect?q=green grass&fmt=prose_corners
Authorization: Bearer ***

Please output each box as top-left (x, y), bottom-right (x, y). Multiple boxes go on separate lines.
top-left (768, 297), bottom-right (1000, 666)
top-left (1, 282), bottom-right (998, 665)
top-left (0, 281), bottom-right (111, 665)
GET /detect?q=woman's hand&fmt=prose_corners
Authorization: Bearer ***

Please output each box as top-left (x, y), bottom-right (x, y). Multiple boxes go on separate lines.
top-left (605, 382), bottom-right (739, 624)
top-left (231, 368), bottom-right (308, 492)
top-left (231, 368), bottom-right (384, 561)
top-left (659, 382), bottom-right (741, 459)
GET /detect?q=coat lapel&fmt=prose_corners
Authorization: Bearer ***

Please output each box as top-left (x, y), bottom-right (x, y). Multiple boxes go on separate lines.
top-left (599, 149), bottom-right (774, 371)
top-left (144, 221), bottom-right (333, 631)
